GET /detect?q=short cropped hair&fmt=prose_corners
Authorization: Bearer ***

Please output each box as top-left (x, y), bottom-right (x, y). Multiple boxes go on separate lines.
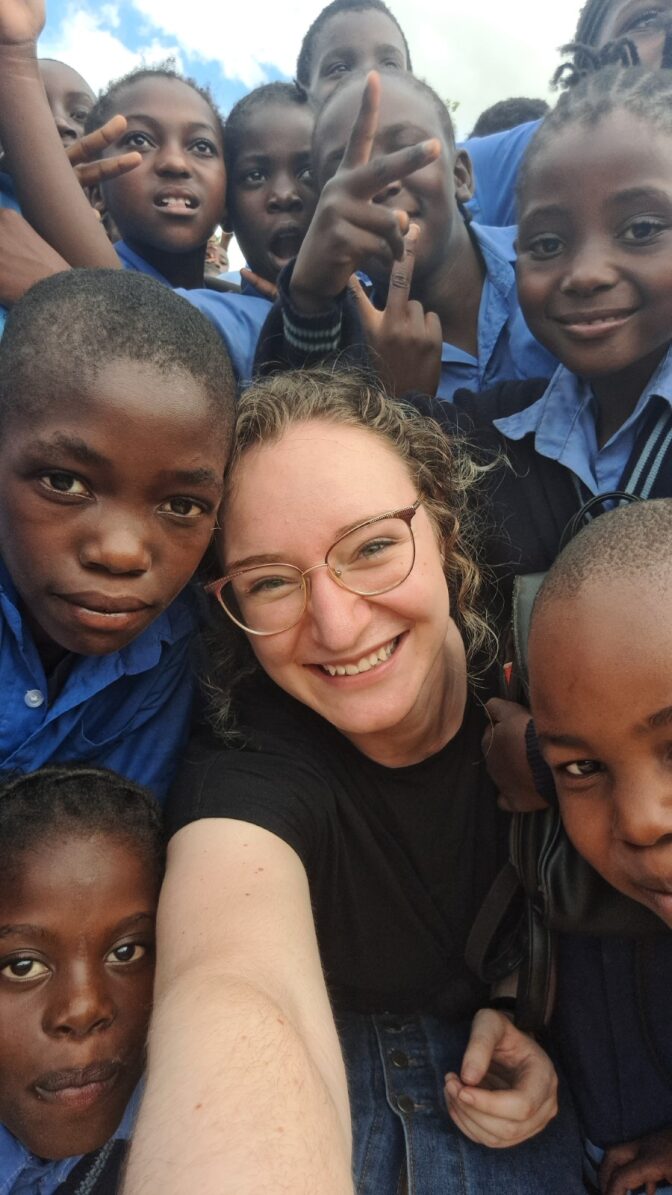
top-left (0, 269), bottom-right (236, 436)
top-left (532, 500), bottom-right (672, 625)
top-left (469, 97), bottom-right (550, 138)
top-left (296, 0), bottom-right (412, 90)
top-left (224, 82), bottom-right (310, 176)
top-left (84, 63), bottom-right (224, 146)
top-left (0, 765), bottom-right (165, 885)
top-left (517, 65), bottom-right (672, 209)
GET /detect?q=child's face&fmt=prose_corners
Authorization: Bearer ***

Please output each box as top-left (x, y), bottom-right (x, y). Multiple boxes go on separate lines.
top-left (315, 77), bottom-right (472, 293)
top-left (97, 76), bottom-right (226, 256)
top-left (0, 358), bottom-right (226, 658)
top-left (595, 0), bottom-right (672, 66)
top-left (517, 110), bottom-right (672, 395)
top-left (227, 103), bottom-right (316, 284)
top-left (306, 9), bottom-right (409, 105)
top-left (39, 61), bottom-right (95, 150)
top-left (0, 834), bottom-right (156, 1159)
top-left (529, 578), bottom-right (672, 928)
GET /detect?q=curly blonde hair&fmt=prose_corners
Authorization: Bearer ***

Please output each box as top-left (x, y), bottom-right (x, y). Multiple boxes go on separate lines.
top-left (203, 368), bottom-right (495, 737)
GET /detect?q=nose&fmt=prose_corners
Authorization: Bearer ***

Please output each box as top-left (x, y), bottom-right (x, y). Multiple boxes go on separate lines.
top-left (612, 775), bottom-right (672, 850)
top-left (267, 171), bottom-right (303, 212)
top-left (559, 238), bottom-right (620, 296)
top-left (155, 139), bottom-right (191, 176)
top-left (305, 566), bottom-right (372, 651)
top-left (44, 965), bottom-right (116, 1039)
top-left (53, 108), bottom-right (78, 148)
top-left (79, 516), bottom-right (152, 575)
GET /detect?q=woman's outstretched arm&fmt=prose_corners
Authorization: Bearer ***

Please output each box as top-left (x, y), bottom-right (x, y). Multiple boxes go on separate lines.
top-left (122, 818), bottom-right (354, 1195)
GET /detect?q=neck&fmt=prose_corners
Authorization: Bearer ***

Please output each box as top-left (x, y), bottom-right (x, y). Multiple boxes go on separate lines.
top-left (344, 644), bottom-right (468, 768)
top-left (125, 238), bottom-right (207, 289)
top-left (411, 222), bottom-right (485, 356)
top-left (591, 346), bottom-right (668, 447)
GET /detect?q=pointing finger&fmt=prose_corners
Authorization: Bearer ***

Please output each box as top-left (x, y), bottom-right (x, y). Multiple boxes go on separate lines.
top-left (350, 138), bottom-right (440, 200)
top-left (341, 71), bottom-right (381, 170)
top-left (66, 115), bottom-right (127, 165)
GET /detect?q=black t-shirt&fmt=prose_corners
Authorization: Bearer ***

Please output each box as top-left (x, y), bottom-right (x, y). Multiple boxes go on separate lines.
top-left (168, 676), bottom-right (507, 1018)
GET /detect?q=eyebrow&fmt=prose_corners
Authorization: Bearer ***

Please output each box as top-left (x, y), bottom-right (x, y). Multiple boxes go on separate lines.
top-left (111, 912), bottom-right (155, 933)
top-left (225, 505), bottom-right (414, 573)
top-left (538, 706), bottom-right (672, 749)
top-left (0, 923), bottom-right (49, 940)
top-left (28, 434), bottom-right (109, 468)
top-left (535, 731), bottom-right (591, 750)
top-left (124, 113), bottom-right (218, 136)
top-left (646, 706), bottom-right (672, 730)
top-left (156, 467), bottom-right (223, 489)
top-left (607, 186), bottom-right (672, 207)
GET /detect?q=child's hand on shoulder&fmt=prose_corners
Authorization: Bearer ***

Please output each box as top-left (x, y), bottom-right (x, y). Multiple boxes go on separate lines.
top-left (444, 1008), bottom-right (558, 1148)
top-left (290, 71), bottom-right (439, 315)
top-left (600, 1128), bottom-right (672, 1195)
top-left (348, 223), bottom-right (442, 398)
top-left (0, 0), bottom-right (44, 47)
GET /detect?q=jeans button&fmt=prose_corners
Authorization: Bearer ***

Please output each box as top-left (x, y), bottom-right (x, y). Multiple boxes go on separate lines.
top-left (390, 1050), bottom-right (410, 1069)
top-left (396, 1095), bottom-right (415, 1114)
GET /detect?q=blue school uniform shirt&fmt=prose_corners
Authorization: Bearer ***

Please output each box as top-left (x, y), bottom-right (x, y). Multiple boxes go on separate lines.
top-left (115, 241), bottom-right (270, 383)
top-left (0, 172), bottom-right (20, 336)
top-left (0, 558), bottom-right (196, 802)
top-left (493, 348), bottom-right (672, 494)
top-left (0, 1085), bottom-right (141, 1195)
top-left (433, 223), bottom-right (556, 400)
top-left (463, 120), bottom-right (541, 227)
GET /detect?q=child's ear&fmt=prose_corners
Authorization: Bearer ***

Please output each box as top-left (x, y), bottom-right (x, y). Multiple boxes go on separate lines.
top-left (453, 149), bottom-right (474, 205)
top-left (88, 183), bottom-right (106, 220)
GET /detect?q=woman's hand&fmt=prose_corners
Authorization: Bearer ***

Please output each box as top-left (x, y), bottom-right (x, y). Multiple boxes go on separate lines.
top-left (66, 115), bottom-right (142, 189)
top-left (599, 1128), bottom-right (672, 1195)
top-left (290, 71), bottom-right (439, 314)
top-left (347, 223), bottom-right (442, 398)
top-left (444, 1008), bottom-right (558, 1148)
top-left (483, 698), bottom-right (549, 812)
top-left (0, 0), bottom-right (44, 45)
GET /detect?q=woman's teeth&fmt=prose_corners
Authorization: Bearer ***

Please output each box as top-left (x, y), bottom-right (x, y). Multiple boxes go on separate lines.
top-left (320, 638), bottom-right (398, 677)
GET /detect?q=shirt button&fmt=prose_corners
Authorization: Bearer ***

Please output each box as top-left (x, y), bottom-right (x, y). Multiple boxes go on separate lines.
top-left (396, 1095), bottom-right (415, 1114)
top-left (390, 1050), bottom-right (410, 1069)
top-left (24, 689), bottom-right (45, 709)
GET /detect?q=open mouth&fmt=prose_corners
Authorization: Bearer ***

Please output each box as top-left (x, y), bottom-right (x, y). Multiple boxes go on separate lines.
top-left (153, 190), bottom-right (199, 213)
top-left (269, 225), bottom-right (304, 261)
top-left (318, 635), bottom-right (400, 677)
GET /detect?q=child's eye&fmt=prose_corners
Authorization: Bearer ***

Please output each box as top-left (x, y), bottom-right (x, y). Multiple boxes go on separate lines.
top-left (158, 496), bottom-right (209, 519)
top-left (325, 61), bottom-right (349, 77)
top-left (192, 139), bottom-right (217, 157)
top-left (241, 168), bottom-right (266, 186)
top-left (106, 942), bottom-right (149, 967)
top-left (297, 166), bottom-right (313, 184)
top-left (39, 471), bottom-right (91, 498)
top-left (561, 759), bottom-right (604, 778)
top-left (71, 108), bottom-right (91, 124)
top-left (623, 7), bottom-right (667, 33)
top-left (621, 217), bottom-right (668, 242)
top-left (123, 131), bottom-right (153, 150)
top-left (0, 957), bottom-right (50, 983)
top-left (526, 234), bottom-right (564, 259)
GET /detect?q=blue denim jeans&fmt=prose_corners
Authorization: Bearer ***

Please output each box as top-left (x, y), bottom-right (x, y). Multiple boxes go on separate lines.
top-left (336, 1010), bottom-right (586, 1194)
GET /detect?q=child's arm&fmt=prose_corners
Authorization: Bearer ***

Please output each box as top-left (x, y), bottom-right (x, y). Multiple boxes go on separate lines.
top-left (599, 1128), bottom-right (672, 1195)
top-left (0, 0), bottom-right (119, 267)
top-left (484, 698), bottom-right (549, 813)
top-left (444, 1008), bottom-right (558, 1147)
top-left (0, 208), bottom-right (69, 303)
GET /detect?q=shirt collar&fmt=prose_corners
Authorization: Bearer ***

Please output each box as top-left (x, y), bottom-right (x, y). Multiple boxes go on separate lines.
top-left (439, 222), bottom-right (518, 368)
top-left (0, 1085), bottom-right (142, 1195)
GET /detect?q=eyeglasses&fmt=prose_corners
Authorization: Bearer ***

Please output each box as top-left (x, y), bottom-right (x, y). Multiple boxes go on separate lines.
top-left (206, 499), bottom-right (421, 636)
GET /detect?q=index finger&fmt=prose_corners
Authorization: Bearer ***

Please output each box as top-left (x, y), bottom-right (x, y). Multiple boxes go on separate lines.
top-left (75, 151), bottom-right (141, 188)
top-left (350, 138), bottom-right (440, 201)
top-left (386, 223), bottom-right (419, 315)
top-left (66, 115), bottom-right (128, 166)
top-left (341, 71), bottom-right (380, 170)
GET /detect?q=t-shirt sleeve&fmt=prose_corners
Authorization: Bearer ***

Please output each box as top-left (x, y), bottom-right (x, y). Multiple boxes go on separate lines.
top-left (166, 738), bottom-right (326, 871)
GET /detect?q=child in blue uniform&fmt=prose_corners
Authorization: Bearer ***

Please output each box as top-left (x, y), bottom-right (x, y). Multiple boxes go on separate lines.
top-left (528, 500), bottom-right (672, 1195)
top-left (0, 268), bottom-right (235, 797)
top-left (0, 764), bottom-right (164, 1194)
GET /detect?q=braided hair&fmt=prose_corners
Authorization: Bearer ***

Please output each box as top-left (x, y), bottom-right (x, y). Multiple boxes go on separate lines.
top-left (558, 0), bottom-right (672, 86)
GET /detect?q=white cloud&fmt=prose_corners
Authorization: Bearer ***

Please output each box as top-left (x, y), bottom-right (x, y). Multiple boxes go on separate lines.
top-left (40, 5), bottom-right (186, 93)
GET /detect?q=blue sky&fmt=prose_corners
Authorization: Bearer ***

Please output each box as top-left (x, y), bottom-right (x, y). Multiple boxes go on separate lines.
top-left (39, 1), bottom-right (578, 136)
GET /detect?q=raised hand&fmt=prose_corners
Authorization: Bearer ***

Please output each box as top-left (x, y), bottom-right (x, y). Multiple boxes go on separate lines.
top-left (444, 1009), bottom-right (558, 1148)
top-left (0, 0), bottom-right (44, 45)
top-left (600, 1129), bottom-right (672, 1195)
top-left (290, 71), bottom-right (440, 314)
top-left (348, 223), bottom-right (442, 397)
top-left (66, 115), bottom-right (142, 189)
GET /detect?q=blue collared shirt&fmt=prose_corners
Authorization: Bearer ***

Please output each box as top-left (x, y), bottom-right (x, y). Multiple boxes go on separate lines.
top-left (463, 121), bottom-right (541, 227)
top-left (430, 223), bottom-right (556, 401)
top-left (0, 559), bottom-right (197, 802)
top-left (115, 241), bottom-right (270, 383)
top-left (0, 172), bottom-right (20, 337)
top-left (0, 1085), bottom-right (141, 1195)
top-left (493, 350), bottom-right (672, 495)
